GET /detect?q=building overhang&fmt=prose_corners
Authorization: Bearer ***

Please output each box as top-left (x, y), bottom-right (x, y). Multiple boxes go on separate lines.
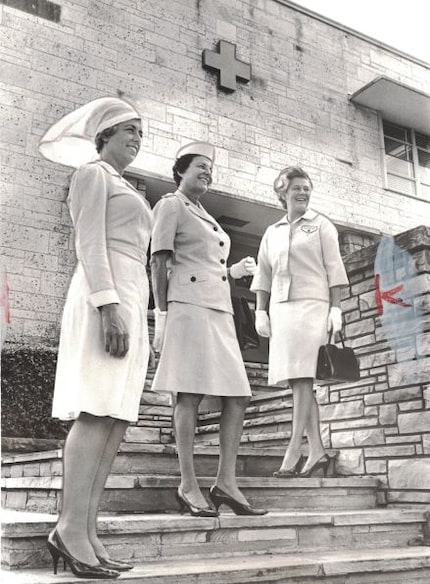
top-left (350, 76), bottom-right (430, 135)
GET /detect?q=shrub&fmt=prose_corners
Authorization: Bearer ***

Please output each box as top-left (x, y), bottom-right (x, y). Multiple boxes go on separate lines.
top-left (1, 344), bottom-right (69, 439)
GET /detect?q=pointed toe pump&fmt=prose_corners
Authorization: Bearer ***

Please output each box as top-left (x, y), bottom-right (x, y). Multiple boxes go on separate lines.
top-left (209, 485), bottom-right (268, 516)
top-left (273, 455), bottom-right (304, 478)
top-left (176, 488), bottom-right (218, 517)
top-left (47, 530), bottom-right (120, 579)
top-left (96, 555), bottom-right (134, 571)
top-left (298, 454), bottom-right (330, 478)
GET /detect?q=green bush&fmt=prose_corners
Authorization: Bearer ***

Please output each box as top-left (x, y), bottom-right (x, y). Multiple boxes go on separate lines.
top-left (1, 345), bottom-right (70, 439)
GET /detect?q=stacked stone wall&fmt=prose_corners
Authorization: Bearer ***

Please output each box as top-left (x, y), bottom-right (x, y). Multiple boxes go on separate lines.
top-left (317, 225), bottom-right (430, 506)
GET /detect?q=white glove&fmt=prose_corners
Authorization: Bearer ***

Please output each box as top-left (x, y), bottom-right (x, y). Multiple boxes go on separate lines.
top-left (327, 306), bottom-right (342, 336)
top-left (255, 310), bottom-right (271, 337)
top-left (229, 256), bottom-right (257, 279)
top-left (153, 308), bottom-right (167, 353)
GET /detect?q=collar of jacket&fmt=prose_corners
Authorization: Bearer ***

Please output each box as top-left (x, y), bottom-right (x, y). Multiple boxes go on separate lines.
top-left (173, 189), bottom-right (219, 227)
top-left (94, 160), bottom-right (152, 209)
top-left (274, 208), bottom-right (318, 227)
top-left (93, 160), bottom-right (122, 176)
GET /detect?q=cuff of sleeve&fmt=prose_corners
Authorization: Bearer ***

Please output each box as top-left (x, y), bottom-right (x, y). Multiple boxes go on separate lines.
top-left (250, 279), bottom-right (271, 293)
top-left (89, 289), bottom-right (121, 308)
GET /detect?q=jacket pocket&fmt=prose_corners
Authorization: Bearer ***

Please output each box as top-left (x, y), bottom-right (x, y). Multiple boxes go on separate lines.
top-left (177, 271), bottom-right (208, 285)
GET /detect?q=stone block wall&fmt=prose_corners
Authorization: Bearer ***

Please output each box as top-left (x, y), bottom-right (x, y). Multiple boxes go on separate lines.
top-left (317, 225), bottom-right (430, 506)
top-left (1, 0), bottom-right (430, 345)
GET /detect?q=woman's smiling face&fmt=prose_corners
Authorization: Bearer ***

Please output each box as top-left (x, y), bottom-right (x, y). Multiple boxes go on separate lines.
top-left (103, 118), bottom-right (142, 166)
top-left (179, 155), bottom-right (213, 193)
top-left (281, 176), bottom-right (312, 217)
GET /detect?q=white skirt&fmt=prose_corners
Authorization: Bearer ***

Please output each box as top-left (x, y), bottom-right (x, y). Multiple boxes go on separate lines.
top-left (269, 299), bottom-right (329, 386)
top-left (53, 251), bottom-right (150, 422)
top-left (151, 302), bottom-right (252, 398)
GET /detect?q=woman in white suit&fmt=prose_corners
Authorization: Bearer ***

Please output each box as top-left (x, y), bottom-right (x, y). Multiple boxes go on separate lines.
top-left (251, 166), bottom-right (349, 478)
top-left (39, 97), bottom-right (153, 578)
top-left (150, 142), bottom-right (267, 517)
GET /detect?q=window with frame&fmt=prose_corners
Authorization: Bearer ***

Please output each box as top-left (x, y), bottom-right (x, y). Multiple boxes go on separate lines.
top-left (383, 121), bottom-right (430, 199)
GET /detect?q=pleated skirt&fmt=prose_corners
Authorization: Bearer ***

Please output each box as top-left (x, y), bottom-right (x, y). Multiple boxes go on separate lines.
top-left (52, 251), bottom-right (150, 422)
top-left (151, 302), bottom-right (252, 398)
top-left (268, 299), bottom-right (329, 386)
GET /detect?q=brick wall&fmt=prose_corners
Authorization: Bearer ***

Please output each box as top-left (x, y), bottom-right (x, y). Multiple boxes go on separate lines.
top-left (1, 0), bottom-right (429, 344)
top-left (317, 225), bottom-right (430, 506)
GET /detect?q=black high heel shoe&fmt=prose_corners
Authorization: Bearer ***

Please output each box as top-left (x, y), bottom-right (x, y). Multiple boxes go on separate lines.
top-left (96, 555), bottom-right (134, 571)
top-left (297, 454), bottom-right (330, 478)
top-left (209, 485), bottom-right (268, 516)
top-left (273, 455), bottom-right (304, 478)
top-left (175, 488), bottom-right (218, 517)
top-left (47, 530), bottom-right (119, 579)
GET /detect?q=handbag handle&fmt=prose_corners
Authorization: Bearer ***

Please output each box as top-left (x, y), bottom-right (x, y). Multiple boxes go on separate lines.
top-left (328, 330), bottom-right (346, 347)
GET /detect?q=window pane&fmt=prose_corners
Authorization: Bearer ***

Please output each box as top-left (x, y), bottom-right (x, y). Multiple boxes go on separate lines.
top-left (420, 183), bottom-right (430, 198)
top-left (383, 121), bottom-right (411, 143)
top-left (415, 132), bottom-right (430, 151)
top-left (418, 149), bottom-right (430, 185)
top-left (385, 138), bottom-right (414, 177)
top-left (387, 173), bottom-right (416, 195)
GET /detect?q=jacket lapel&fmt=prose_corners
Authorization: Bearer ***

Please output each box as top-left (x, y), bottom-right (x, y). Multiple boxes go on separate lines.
top-left (175, 190), bottom-right (220, 228)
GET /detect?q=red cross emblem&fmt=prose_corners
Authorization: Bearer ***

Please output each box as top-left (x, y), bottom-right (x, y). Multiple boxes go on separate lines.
top-left (375, 273), bottom-right (412, 315)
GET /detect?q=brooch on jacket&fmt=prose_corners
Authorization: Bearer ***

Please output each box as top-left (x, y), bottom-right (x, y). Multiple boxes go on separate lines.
top-left (301, 225), bottom-right (318, 234)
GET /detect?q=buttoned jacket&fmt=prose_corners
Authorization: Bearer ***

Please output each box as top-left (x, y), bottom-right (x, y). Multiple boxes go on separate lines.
top-left (251, 209), bottom-right (348, 303)
top-left (68, 160), bottom-right (153, 308)
top-left (151, 190), bottom-right (233, 314)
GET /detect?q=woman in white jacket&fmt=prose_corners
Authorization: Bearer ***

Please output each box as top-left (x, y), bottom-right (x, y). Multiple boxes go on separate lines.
top-left (251, 166), bottom-right (349, 478)
top-left (39, 98), bottom-right (153, 578)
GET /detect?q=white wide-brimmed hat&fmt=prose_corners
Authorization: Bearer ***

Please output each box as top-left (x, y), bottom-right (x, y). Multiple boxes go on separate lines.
top-left (176, 141), bottom-right (215, 163)
top-left (38, 97), bottom-right (141, 168)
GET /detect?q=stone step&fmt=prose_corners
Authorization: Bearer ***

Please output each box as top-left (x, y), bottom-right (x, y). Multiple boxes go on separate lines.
top-left (2, 509), bottom-right (428, 571)
top-left (198, 398), bottom-right (293, 424)
top-left (2, 444), bottom-right (338, 480)
top-left (196, 411), bottom-right (293, 440)
top-left (195, 430), bottom-right (292, 447)
top-left (5, 548), bottom-right (430, 584)
top-left (1, 474), bottom-right (380, 514)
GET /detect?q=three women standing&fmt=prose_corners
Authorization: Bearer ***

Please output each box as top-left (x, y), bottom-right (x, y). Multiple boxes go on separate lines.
top-left (150, 142), bottom-right (267, 516)
top-left (39, 97), bottom-right (153, 578)
top-left (251, 166), bottom-right (349, 478)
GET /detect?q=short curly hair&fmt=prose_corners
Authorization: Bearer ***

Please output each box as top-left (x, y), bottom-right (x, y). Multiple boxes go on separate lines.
top-left (172, 153), bottom-right (199, 186)
top-left (273, 166), bottom-right (313, 209)
top-left (95, 124), bottom-right (120, 154)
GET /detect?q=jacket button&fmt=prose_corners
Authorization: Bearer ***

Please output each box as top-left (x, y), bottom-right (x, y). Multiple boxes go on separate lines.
top-left (213, 226), bottom-right (218, 231)
top-left (190, 276), bottom-right (196, 282)
top-left (219, 241), bottom-right (224, 246)
top-left (220, 259), bottom-right (225, 264)
top-left (222, 276), bottom-right (227, 281)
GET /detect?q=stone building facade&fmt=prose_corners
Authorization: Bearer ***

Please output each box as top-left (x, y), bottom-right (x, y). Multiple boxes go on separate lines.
top-left (1, 0), bottom-right (429, 346)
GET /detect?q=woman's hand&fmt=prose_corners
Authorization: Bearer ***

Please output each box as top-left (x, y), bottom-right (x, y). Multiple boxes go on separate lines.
top-left (153, 308), bottom-right (167, 353)
top-left (99, 303), bottom-right (129, 358)
top-left (327, 306), bottom-right (342, 337)
top-left (230, 256), bottom-right (257, 279)
top-left (255, 310), bottom-right (271, 337)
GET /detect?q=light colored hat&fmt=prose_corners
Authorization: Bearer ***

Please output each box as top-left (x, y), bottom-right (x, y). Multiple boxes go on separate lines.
top-left (38, 97), bottom-right (141, 168)
top-left (176, 141), bottom-right (215, 162)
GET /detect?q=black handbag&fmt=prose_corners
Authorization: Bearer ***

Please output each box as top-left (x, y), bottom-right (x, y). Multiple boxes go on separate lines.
top-left (232, 296), bottom-right (260, 351)
top-left (316, 331), bottom-right (360, 383)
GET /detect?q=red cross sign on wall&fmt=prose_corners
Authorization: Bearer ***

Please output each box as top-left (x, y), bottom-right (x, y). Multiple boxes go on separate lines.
top-left (202, 40), bottom-right (251, 92)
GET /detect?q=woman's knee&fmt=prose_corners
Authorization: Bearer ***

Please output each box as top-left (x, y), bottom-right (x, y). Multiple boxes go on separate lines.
top-left (223, 395), bottom-right (251, 409)
top-left (176, 392), bottom-right (203, 410)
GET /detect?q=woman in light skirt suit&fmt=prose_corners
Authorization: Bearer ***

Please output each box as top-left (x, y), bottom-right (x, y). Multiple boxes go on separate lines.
top-left (150, 141), bottom-right (267, 517)
top-left (251, 166), bottom-right (349, 478)
top-left (38, 98), bottom-right (153, 578)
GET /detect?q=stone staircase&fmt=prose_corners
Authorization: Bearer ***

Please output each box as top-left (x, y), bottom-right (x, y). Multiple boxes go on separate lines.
top-left (2, 362), bottom-right (430, 582)
top-left (2, 441), bottom-right (430, 582)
